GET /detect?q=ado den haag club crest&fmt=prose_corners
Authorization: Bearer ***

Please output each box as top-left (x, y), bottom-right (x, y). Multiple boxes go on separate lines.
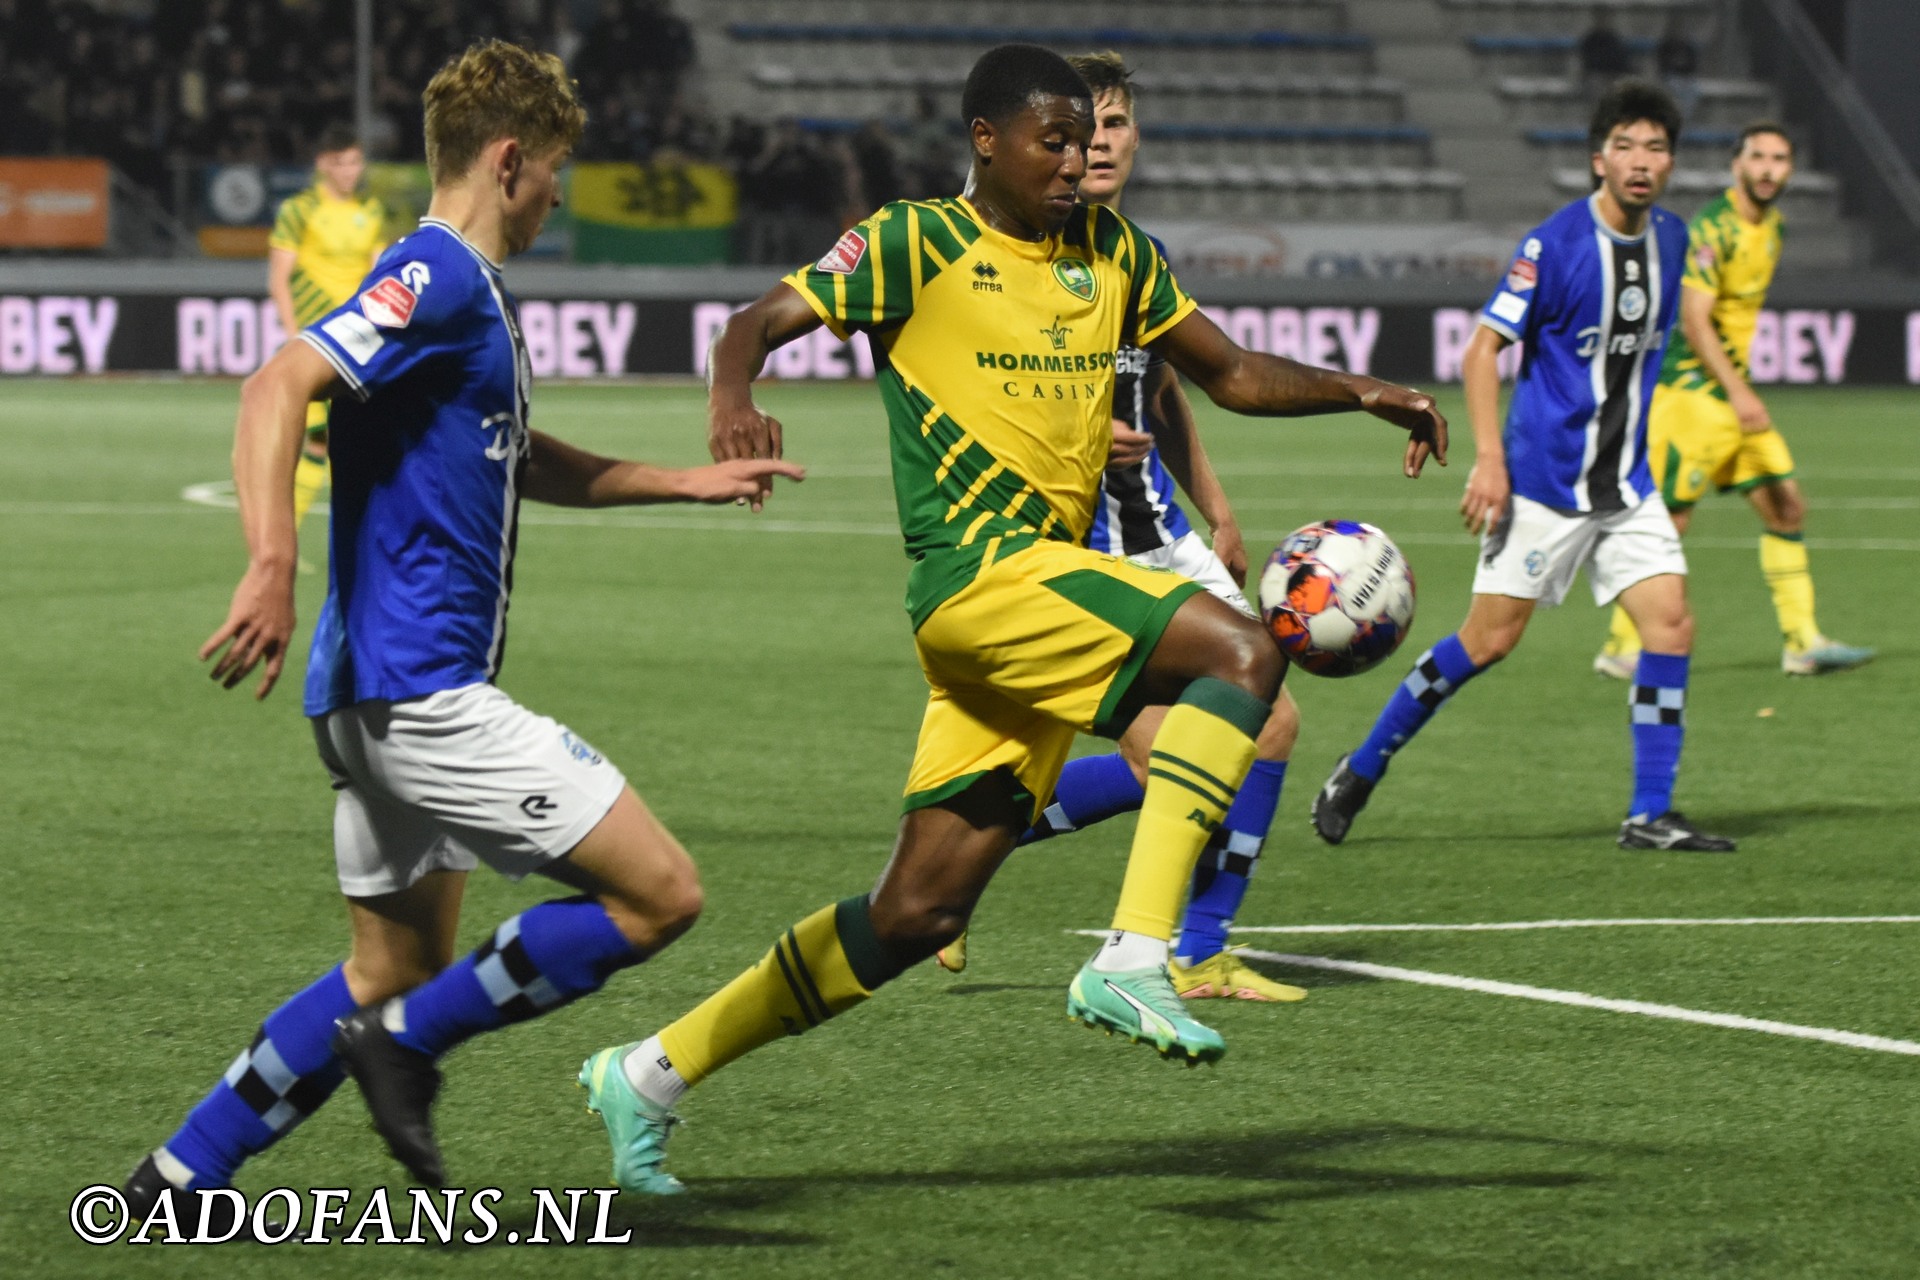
top-left (1052, 257), bottom-right (1096, 302)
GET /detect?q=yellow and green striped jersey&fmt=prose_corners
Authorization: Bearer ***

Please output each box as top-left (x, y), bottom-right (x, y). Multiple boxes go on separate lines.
top-left (783, 197), bottom-right (1197, 626)
top-left (269, 184), bottom-right (388, 327)
top-left (1659, 189), bottom-right (1785, 399)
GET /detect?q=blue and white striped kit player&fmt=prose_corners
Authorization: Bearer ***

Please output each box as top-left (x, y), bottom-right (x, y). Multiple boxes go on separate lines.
top-left (1468, 192), bottom-right (1692, 614)
top-left (1324, 189), bottom-right (1720, 848)
top-left (302, 218), bottom-right (630, 891)
top-left (139, 219), bottom-right (656, 1201)
top-left (1085, 344), bottom-right (1193, 555)
top-left (301, 216), bottom-right (534, 718)
top-left (1477, 192), bottom-right (1687, 520)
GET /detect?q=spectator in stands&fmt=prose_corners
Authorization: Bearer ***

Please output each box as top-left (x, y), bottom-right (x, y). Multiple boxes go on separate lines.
top-left (1655, 16), bottom-right (1702, 121)
top-left (851, 119), bottom-right (905, 209)
top-left (1578, 8), bottom-right (1635, 101)
top-left (737, 119), bottom-right (849, 264)
top-left (902, 92), bottom-right (963, 199)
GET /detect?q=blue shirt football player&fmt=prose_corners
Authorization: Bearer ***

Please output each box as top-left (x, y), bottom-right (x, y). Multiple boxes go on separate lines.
top-left (122, 40), bottom-right (801, 1227)
top-left (936, 51), bottom-right (1306, 1004)
top-left (1315, 79), bottom-right (1736, 854)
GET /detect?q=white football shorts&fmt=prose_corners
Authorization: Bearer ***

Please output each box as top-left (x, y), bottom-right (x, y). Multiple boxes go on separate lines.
top-left (1472, 492), bottom-right (1688, 608)
top-left (312, 682), bottom-right (628, 897)
top-left (1130, 529), bottom-right (1255, 618)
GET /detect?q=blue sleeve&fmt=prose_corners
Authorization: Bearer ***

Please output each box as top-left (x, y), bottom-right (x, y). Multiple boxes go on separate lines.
top-left (1478, 227), bottom-right (1547, 344)
top-left (299, 254), bottom-right (471, 403)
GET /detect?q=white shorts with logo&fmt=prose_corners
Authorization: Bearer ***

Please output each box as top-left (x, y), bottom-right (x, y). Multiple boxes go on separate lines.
top-left (1130, 529), bottom-right (1255, 618)
top-left (312, 682), bottom-right (628, 897)
top-left (1472, 492), bottom-right (1687, 608)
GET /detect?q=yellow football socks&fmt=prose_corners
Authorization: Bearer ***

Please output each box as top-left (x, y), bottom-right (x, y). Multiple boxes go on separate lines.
top-left (292, 450), bottom-right (329, 527)
top-left (1762, 530), bottom-right (1820, 652)
top-left (1110, 678), bottom-right (1266, 940)
top-left (1603, 603), bottom-right (1642, 657)
top-left (657, 897), bottom-right (901, 1089)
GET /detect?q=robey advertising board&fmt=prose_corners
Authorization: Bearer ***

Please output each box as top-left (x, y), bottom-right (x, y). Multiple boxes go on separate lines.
top-left (3, 291), bottom-right (1918, 385)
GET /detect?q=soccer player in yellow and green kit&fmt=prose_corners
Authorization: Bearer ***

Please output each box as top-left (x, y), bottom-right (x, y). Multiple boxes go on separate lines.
top-left (268, 123), bottom-right (388, 530)
top-left (1595, 123), bottom-right (1872, 677)
top-left (575, 44), bottom-right (1447, 1195)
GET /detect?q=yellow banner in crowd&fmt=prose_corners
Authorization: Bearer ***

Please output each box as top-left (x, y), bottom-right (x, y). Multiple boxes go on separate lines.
top-left (569, 162), bottom-right (736, 230)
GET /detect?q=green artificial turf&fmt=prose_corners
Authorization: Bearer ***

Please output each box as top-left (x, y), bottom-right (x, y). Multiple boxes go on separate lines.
top-left (2, 379), bottom-right (1914, 1277)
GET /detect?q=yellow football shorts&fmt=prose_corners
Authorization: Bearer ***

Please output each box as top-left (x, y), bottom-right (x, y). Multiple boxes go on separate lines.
top-left (1649, 383), bottom-right (1795, 510)
top-left (904, 540), bottom-right (1205, 821)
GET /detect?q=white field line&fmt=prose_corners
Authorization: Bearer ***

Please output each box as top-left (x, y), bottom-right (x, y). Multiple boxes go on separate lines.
top-left (1228, 915), bottom-right (1920, 936)
top-left (1236, 948), bottom-right (1920, 1058)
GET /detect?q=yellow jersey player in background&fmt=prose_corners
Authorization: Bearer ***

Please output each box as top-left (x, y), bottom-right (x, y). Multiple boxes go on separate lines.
top-left (1596, 123), bottom-right (1873, 677)
top-left (268, 123), bottom-right (388, 533)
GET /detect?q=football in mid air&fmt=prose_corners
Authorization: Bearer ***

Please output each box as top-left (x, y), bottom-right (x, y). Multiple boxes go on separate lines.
top-left (1258, 520), bottom-right (1415, 677)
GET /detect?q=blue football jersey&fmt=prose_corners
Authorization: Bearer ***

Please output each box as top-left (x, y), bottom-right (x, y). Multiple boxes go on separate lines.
top-left (1086, 232), bottom-right (1194, 555)
top-left (1477, 193), bottom-right (1687, 513)
top-left (299, 218), bottom-right (532, 717)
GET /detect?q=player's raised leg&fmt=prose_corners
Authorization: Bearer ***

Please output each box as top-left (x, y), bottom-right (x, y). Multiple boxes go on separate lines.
top-left (1068, 590), bottom-right (1280, 1055)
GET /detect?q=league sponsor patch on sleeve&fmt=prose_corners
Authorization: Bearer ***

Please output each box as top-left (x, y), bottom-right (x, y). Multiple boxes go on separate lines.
top-left (321, 311), bottom-right (384, 364)
top-left (816, 228), bottom-right (868, 275)
top-left (359, 276), bottom-right (419, 329)
top-left (1693, 242), bottom-right (1718, 271)
top-left (1506, 258), bottom-right (1538, 292)
top-left (1490, 292), bottom-right (1528, 324)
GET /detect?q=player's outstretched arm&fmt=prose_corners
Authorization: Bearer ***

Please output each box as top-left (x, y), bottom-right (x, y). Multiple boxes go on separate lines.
top-left (705, 283), bottom-right (828, 463)
top-left (1458, 324), bottom-right (1512, 536)
top-left (1145, 363), bottom-right (1247, 586)
top-left (200, 339), bottom-right (341, 699)
top-left (524, 431), bottom-right (805, 508)
top-left (1154, 308), bottom-right (1447, 478)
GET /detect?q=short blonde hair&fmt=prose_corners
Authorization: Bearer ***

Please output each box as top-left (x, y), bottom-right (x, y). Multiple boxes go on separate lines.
top-left (422, 39), bottom-right (586, 184)
top-left (1067, 50), bottom-right (1135, 112)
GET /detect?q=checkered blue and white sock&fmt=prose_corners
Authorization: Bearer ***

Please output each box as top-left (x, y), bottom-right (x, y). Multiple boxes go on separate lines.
top-left (158, 965), bottom-right (355, 1189)
top-left (1350, 634), bottom-right (1484, 782)
top-left (390, 897), bottom-right (642, 1059)
top-left (1176, 759), bottom-right (1286, 965)
top-left (1628, 652), bottom-right (1689, 821)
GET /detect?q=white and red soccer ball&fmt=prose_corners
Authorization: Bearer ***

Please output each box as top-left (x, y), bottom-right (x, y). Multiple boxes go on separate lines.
top-left (1258, 520), bottom-right (1416, 677)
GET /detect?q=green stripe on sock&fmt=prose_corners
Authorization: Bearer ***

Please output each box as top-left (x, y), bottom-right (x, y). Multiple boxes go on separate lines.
top-left (835, 895), bottom-right (906, 991)
top-left (773, 939), bottom-right (822, 1026)
top-left (1178, 676), bottom-right (1268, 739)
top-left (783, 929), bottom-right (831, 1023)
top-left (1146, 767), bottom-right (1234, 812)
top-left (1763, 530), bottom-right (1805, 544)
top-left (1149, 750), bottom-right (1240, 803)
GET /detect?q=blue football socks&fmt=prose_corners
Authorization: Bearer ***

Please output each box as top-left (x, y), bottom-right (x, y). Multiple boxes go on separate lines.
top-left (391, 896), bottom-right (643, 1059)
top-left (160, 965), bottom-right (356, 1188)
top-left (1019, 752), bottom-right (1146, 845)
top-left (1628, 651), bottom-right (1689, 821)
top-left (1176, 758), bottom-right (1286, 964)
top-left (1350, 634), bottom-right (1485, 782)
